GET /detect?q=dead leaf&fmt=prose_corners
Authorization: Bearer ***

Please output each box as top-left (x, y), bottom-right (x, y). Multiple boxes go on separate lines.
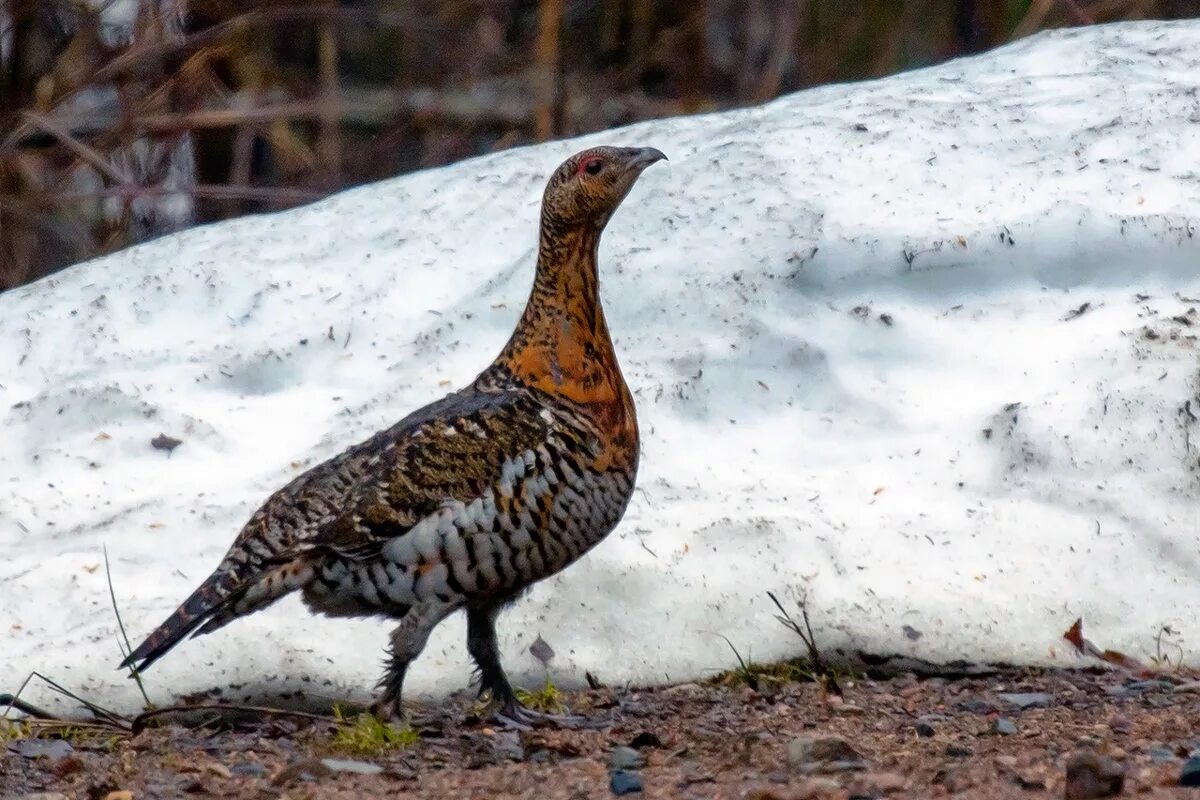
top-left (873, 486), bottom-right (885, 496)
top-left (82, 564), bottom-right (99, 574)
top-left (529, 635), bottom-right (555, 666)
top-left (151, 433), bottom-right (183, 454)
top-left (95, 432), bottom-right (111, 441)
top-left (1063, 617), bottom-right (1151, 676)
top-left (955, 234), bottom-right (967, 247)
top-left (1063, 302), bottom-right (1093, 322)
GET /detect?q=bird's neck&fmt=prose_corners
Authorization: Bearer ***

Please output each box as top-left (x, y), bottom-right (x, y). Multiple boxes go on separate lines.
top-left (496, 221), bottom-right (627, 407)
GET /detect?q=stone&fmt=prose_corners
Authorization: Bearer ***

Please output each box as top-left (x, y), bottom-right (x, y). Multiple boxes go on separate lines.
top-left (1065, 749), bottom-right (1126, 799)
top-left (1148, 747), bottom-right (1177, 764)
top-left (7, 738), bottom-right (74, 761)
top-left (787, 735), bottom-right (867, 773)
top-left (945, 743), bottom-right (973, 757)
top-left (961, 697), bottom-right (997, 714)
top-left (610, 746), bottom-right (646, 771)
top-left (492, 731), bottom-right (524, 762)
top-left (1180, 755), bottom-right (1200, 787)
top-left (610, 769), bottom-right (644, 795)
top-left (320, 758), bottom-right (384, 775)
top-left (992, 718), bottom-right (1018, 736)
top-left (996, 692), bottom-right (1052, 709)
top-left (230, 762), bottom-right (268, 777)
top-left (1106, 680), bottom-right (1174, 698)
top-left (914, 719), bottom-right (935, 738)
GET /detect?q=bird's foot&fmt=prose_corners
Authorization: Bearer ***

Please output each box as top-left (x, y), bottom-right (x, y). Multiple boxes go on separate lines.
top-left (489, 699), bottom-right (605, 731)
top-left (368, 696), bottom-right (403, 724)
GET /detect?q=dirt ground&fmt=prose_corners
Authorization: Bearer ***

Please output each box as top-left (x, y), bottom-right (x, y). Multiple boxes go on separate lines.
top-left (5, 667), bottom-right (1200, 799)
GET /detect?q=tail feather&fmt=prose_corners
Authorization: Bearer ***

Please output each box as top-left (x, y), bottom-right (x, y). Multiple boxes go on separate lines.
top-left (119, 578), bottom-right (231, 673)
top-left (119, 560), bottom-right (315, 673)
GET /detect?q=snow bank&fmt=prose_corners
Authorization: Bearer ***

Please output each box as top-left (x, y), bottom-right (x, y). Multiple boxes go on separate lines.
top-left (4, 20), bottom-right (1200, 716)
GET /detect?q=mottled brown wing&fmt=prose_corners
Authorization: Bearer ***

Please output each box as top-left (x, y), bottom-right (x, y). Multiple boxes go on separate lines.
top-left (304, 388), bottom-right (553, 565)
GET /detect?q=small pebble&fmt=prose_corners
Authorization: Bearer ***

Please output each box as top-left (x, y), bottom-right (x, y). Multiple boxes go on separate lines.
top-left (8, 739), bottom-right (74, 761)
top-left (1107, 680), bottom-right (1174, 698)
top-left (1108, 715), bottom-right (1132, 734)
top-left (320, 758), bottom-right (383, 775)
top-left (945, 744), bottom-right (974, 757)
top-left (529, 749), bottom-right (551, 764)
top-left (493, 731), bottom-right (524, 762)
top-left (914, 720), bottom-right (935, 738)
top-left (961, 697), bottom-right (997, 714)
top-left (610, 746), bottom-right (646, 771)
top-left (1149, 747), bottom-right (1177, 763)
top-left (610, 769), bottom-right (644, 795)
top-left (997, 692), bottom-right (1052, 709)
top-left (230, 762), bottom-right (268, 777)
top-left (1065, 749), bottom-right (1125, 799)
top-left (992, 718), bottom-right (1018, 736)
top-left (1180, 755), bottom-right (1200, 787)
top-left (787, 735), bottom-right (866, 773)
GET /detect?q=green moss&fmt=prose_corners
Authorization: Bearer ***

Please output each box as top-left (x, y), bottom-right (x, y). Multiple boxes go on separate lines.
top-left (515, 678), bottom-right (565, 713)
top-left (328, 706), bottom-right (418, 756)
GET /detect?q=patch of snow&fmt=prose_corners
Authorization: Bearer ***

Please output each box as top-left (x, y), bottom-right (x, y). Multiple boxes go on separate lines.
top-left (4, 20), bottom-right (1200, 716)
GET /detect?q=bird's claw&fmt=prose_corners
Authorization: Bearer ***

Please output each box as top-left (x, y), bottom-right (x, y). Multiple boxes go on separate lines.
top-left (489, 701), bottom-right (604, 730)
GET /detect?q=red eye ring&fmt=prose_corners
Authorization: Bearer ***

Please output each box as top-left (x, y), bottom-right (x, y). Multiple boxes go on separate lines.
top-left (577, 157), bottom-right (603, 176)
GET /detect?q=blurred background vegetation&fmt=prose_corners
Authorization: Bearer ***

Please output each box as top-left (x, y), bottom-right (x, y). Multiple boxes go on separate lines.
top-left (1, 0), bottom-right (1197, 289)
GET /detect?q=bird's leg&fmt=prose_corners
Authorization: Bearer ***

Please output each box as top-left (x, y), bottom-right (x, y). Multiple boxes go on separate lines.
top-left (370, 603), bottom-right (455, 723)
top-left (466, 602), bottom-right (522, 714)
top-left (466, 602), bottom-right (597, 730)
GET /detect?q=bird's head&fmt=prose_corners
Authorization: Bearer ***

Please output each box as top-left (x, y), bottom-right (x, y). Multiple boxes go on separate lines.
top-left (540, 146), bottom-right (667, 232)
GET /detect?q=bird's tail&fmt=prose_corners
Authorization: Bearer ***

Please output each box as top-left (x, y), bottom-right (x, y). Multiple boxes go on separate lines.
top-left (119, 559), bottom-right (315, 673)
top-left (119, 574), bottom-right (235, 673)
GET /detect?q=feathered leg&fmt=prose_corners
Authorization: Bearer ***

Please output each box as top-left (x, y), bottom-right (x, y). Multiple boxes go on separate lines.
top-left (370, 602), bottom-right (456, 721)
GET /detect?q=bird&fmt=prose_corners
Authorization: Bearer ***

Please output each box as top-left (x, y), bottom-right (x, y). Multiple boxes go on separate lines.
top-left (120, 145), bottom-right (666, 725)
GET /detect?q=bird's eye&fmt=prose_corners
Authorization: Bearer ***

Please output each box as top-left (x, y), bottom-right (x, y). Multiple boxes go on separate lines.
top-left (584, 158), bottom-right (603, 175)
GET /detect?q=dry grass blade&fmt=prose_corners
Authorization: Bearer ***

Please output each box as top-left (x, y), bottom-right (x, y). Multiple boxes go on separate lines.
top-left (767, 590), bottom-right (842, 695)
top-left (104, 547), bottom-right (154, 712)
top-left (1, 673), bottom-right (53, 721)
top-left (6, 672), bottom-right (130, 731)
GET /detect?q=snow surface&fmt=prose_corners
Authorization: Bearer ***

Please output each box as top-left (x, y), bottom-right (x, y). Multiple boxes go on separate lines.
top-left (4, 20), bottom-right (1200, 716)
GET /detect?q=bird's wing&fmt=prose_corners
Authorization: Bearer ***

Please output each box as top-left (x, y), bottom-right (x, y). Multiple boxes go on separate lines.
top-left (298, 386), bottom-right (558, 566)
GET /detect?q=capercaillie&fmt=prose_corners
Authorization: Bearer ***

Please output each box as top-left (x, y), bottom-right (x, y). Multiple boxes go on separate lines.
top-left (120, 145), bottom-right (666, 725)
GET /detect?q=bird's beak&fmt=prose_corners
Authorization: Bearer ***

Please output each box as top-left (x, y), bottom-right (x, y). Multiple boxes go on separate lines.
top-left (627, 147), bottom-right (668, 171)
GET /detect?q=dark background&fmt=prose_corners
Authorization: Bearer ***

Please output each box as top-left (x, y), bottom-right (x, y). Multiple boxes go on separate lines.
top-left (2, 0), bottom-right (1197, 290)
